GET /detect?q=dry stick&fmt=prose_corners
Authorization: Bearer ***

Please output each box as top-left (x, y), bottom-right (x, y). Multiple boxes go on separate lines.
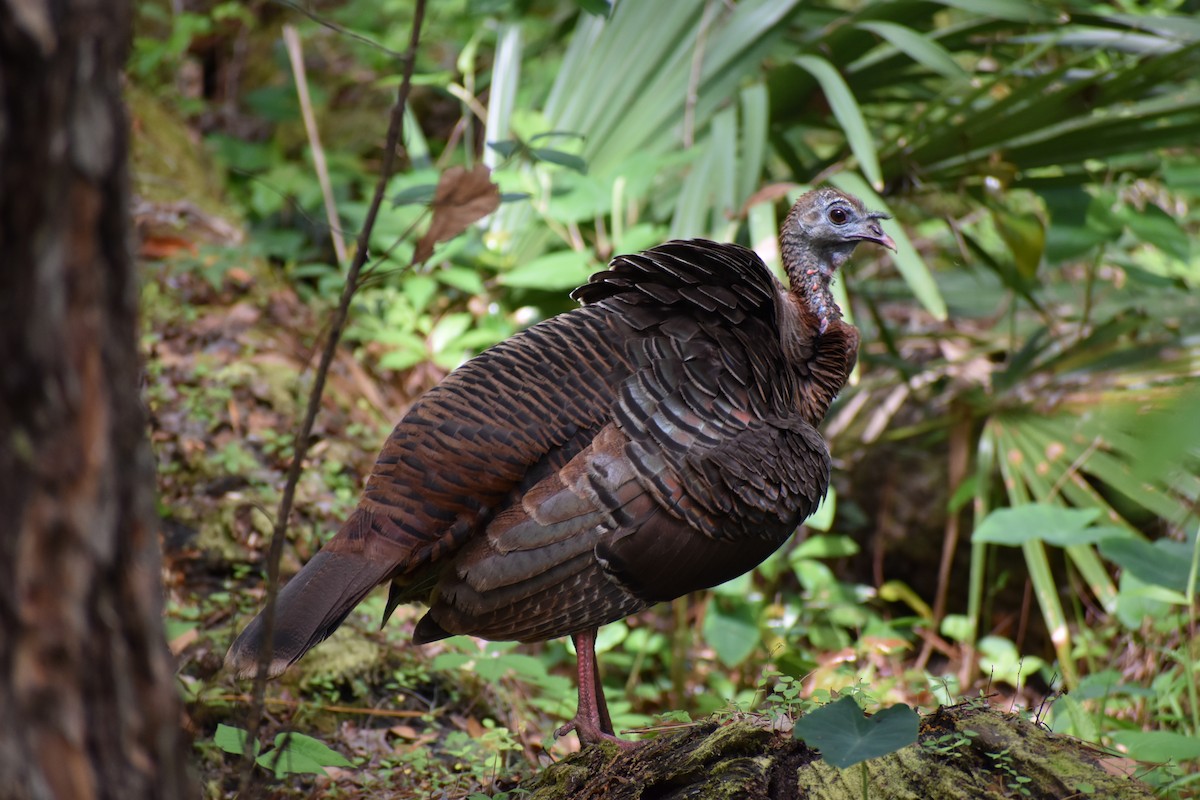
top-left (270, 0), bottom-right (406, 60)
top-left (914, 408), bottom-right (972, 673)
top-left (284, 23), bottom-right (348, 266)
top-left (236, 1), bottom-right (428, 794)
top-left (220, 694), bottom-right (431, 719)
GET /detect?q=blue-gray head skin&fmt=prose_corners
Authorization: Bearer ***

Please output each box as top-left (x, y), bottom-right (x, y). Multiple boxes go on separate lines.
top-left (780, 187), bottom-right (896, 333)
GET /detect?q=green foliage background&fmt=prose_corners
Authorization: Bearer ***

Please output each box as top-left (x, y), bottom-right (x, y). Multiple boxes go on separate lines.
top-left (133, 0), bottom-right (1200, 796)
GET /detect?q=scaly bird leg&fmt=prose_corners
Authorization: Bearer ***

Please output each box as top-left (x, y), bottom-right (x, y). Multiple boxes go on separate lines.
top-left (555, 629), bottom-right (637, 749)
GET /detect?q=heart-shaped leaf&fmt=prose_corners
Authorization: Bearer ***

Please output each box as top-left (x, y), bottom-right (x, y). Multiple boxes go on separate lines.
top-left (794, 696), bottom-right (919, 769)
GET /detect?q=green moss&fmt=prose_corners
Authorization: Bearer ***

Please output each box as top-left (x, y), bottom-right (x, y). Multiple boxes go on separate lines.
top-left (127, 85), bottom-right (235, 221)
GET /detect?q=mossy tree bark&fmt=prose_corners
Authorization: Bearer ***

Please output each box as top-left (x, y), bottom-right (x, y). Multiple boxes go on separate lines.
top-left (519, 705), bottom-right (1150, 800)
top-left (0, 2), bottom-right (194, 798)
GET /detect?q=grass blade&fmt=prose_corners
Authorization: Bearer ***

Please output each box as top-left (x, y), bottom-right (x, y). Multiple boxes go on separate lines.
top-left (854, 20), bottom-right (968, 80)
top-left (794, 55), bottom-right (882, 190)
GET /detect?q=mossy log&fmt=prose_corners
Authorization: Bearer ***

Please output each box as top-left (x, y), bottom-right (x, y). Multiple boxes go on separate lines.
top-left (519, 704), bottom-right (1150, 800)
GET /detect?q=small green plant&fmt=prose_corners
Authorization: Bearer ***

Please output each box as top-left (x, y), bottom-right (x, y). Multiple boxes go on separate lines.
top-left (920, 730), bottom-right (976, 758)
top-left (985, 747), bottom-right (1033, 798)
top-left (213, 723), bottom-right (352, 778)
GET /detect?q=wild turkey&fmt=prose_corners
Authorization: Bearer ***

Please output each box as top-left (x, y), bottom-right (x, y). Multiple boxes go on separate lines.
top-left (226, 187), bottom-right (896, 745)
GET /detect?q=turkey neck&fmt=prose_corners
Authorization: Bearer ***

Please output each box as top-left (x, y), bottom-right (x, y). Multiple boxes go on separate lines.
top-left (779, 226), bottom-right (842, 336)
top-left (777, 225), bottom-right (858, 427)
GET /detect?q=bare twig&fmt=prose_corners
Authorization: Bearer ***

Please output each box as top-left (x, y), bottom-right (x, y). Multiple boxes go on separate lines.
top-left (220, 694), bottom-right (433, 719)
top-left (237, 1), bottom-right (428, 793)
top-left (284, 23), bottom-right (347, 265)
top-left (915, 407), bottom-right (972, 673)
top-left (269, 0), bottom-right (406, 60)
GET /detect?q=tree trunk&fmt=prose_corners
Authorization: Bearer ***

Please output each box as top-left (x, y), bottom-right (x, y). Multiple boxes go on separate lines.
top-left (0, 2), bottom-right (194, 798)
top-left (518, 705), bottom-right (1152, 800)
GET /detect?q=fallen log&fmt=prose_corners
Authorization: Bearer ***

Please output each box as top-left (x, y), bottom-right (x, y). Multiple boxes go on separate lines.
top-left (519, 703), bottom-right (1150, 799)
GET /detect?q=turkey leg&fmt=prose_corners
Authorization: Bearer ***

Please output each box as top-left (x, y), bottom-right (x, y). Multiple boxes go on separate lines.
top-left (556, 629), bottom-right (636, 748)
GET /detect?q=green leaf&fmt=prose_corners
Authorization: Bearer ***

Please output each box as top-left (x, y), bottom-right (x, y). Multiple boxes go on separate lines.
top-left (977, 635), bottom-right (1045, 686)
top-left (855, 21), bottom-right (967, 81)
top-left (991, 206), bottom-right (1045, 280)
top-left (973, 504), bottom-right (1104, 546)
top-left (1108, 731), bottom-right (1200, 763)
top-left (793, 55), bottom-right (882, 189)
top-left (703, 597), bottom-right (761, 668)
top-left (1100, 536), bottom-right (1199, 594)
top-left (573, 0), bottom-right (611, 17)
top-left (593, 621), bottom-right (628, 654)
top-left (531, 147), bottom-right (588, 174)
top-left (794, 534), bottom-right (858, 560)
top-left (940, 614), bottom-right (972, 643)
top-left (1120, 202), bottom-right (1191, 262)
top-left (805, 487), bottom-right (835, 532)
top-left (214, 723), bottom-right (258, 757)
top-left (436, 266), bottom-right (487, 295)
top-left (793, 696), bottom-right (919, 769)
top-left (431, 652), bottom-right (473, 671)
top-left (391, 184), bottom-right (438, 206)
top-left (937, 0), bottom-right (1058, 23)
top-left (258, 732), bottom-right (352, 778)
top-left (500, 249), bottom-right (594, 290)
top-left (487, 139), bottom-right (521, 160)
top-left (1039, 187), bottom-right (1122, 263)
top-left (737, 83), bottom-right (769, 205)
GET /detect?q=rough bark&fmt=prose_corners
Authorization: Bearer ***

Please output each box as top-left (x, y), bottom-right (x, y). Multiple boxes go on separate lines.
top-left (0, 1), bottom-right (194, 798)
top-left (519, 705), bottom-right (1151, 800)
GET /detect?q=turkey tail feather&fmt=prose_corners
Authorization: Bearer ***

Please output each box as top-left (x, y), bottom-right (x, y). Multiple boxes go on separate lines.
top-left (224, 548), bottom-right (395, 679)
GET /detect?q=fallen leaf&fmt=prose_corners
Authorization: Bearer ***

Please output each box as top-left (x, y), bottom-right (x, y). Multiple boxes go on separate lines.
top-left (412, 164), bottom-right (500, 265)
top-left (388, 725), bottom-right (420, 740)
top-left (140, 234), bottom-right (198, 260)
top-left (740, 182), bottom-right (802, 217)
top-left (168, 626), bottom-right (199, 655)
top-left (465, 716), bottom-right (486, 738)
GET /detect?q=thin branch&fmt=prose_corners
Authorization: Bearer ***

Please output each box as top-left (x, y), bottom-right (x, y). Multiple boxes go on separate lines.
top-left (237, 0), bottom-right (428, 793)
top-left (219, 694), bottom-right (433, 719)
top-left (269, 0), bottom-right (406, 60)
top-left (284, 23), bottom-right (348, 266)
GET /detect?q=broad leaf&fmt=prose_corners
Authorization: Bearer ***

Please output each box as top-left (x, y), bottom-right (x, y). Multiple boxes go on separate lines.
top-left (1108, 731), bottom-right (1200, 762)
top-left (793, 696), bottom-right (919, 769)
top-left (1100, 535), bottom-right (1199, 594)
top-left (257, 732), bottom-right (353, 778)
top-left (214, 723), bottom-right (258, 757)
top-left (973, 504), bottom-right (1106, 546)
top-left (703, 596), bottom-right (761, 668)
top-left (500, 249), bottom-right (594, 290)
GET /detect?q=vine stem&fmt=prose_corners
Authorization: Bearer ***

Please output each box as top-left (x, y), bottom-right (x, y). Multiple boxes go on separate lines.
top-left (236, 1), bottom-right (428, 793)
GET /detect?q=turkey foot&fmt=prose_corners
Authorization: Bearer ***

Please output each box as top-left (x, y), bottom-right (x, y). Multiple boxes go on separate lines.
top-left (556, 630), bottom-right (638, 749)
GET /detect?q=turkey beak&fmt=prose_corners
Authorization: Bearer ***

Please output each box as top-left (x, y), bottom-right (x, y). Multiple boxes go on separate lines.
top-left (863, 213), bottom-right (896, 251)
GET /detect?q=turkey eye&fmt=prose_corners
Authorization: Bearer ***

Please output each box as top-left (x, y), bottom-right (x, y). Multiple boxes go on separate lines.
top-left (829, 207), bottom-right (848, 225)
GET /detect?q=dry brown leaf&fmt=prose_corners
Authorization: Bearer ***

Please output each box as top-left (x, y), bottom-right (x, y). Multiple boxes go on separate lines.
top-left (412, 164), bottom-right (501, 265)
top-left (388, 724), bottom-right (420, 739)
top-left (168, 626), bottom-right (199, 655)
top-left (739, 181), bottom-right (802, 218)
